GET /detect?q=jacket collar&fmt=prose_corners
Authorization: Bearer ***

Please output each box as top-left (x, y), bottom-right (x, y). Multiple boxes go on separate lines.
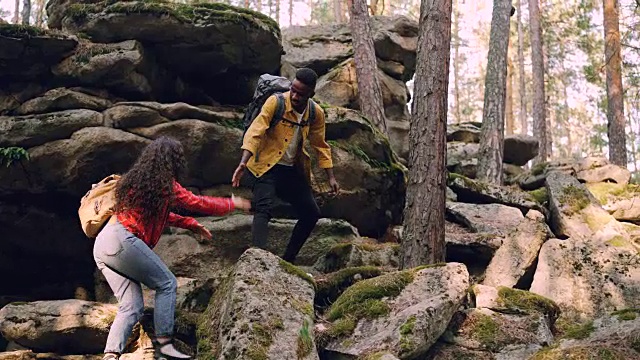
top-left (283, 91), bottom-right (309, 118)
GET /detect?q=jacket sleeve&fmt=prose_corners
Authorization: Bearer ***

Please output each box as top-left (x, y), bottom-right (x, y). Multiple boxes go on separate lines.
top-left (167, 212), bottom-right (200, 231)
top-left (308, 104), bottom-right (333, 169)
top-left (172, 181), bottom-right (235, 216)
top-left (241, 95), bottom-right (278, 155)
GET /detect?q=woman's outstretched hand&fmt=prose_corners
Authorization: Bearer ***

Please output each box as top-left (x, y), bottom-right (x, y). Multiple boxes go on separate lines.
top-left (193, 223), bottom-right (212, 243)
top-left (232, 194), bottom-right (252, 213)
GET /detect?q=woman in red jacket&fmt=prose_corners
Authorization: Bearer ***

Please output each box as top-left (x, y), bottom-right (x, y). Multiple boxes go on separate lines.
top-left (94, 137), bottom-right (250, 360)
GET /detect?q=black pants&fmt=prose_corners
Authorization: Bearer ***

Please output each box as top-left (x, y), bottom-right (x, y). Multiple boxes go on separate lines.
top-left (249, 164), bottom-right (320, 262)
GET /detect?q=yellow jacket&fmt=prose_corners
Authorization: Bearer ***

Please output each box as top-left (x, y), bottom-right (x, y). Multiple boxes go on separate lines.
top-left (241, 91), bottom-right (333, 181)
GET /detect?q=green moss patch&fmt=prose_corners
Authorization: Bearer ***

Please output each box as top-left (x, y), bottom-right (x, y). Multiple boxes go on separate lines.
top-left (531, 162), bottom-right (549, 176)
top-left (470, 313), bottom-right (502, 351)
top-left (0, 24), bottom-right (46, 38)
top-left (612, 308), bottom-right (640, 321)
top-left (246, 316), bottom-right (284, 360)
top-left (279, 259), bottom-right (315, 288)
top-left (447, 172), bottom-right (490, 193)
top-left (559, 320), bottom-right (595, 340)
top-left (296, 319), bottom-right (313, 358)
top-left (497, 287), bottom-right (561, 321)
top-left (326, 270), bottom-right (413, 321)
top-left (529, 188), bottom-right (549, 204)
top-left (587, 182), bottom-right (640, 205)
top-left (606, 235), bottom-right (629, 247)
top-left (530, 345), bottom-right (626, 360)
top-left (315, 266), bottom-right (383, 310)
top-left (559, 185), bottom-right (591, 215)
top-left (399, 315), bottom-right (417, 354)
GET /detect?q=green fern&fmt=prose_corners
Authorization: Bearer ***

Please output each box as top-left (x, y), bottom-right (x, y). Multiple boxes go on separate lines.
top-left (0, 147), bottom-right (30, 167)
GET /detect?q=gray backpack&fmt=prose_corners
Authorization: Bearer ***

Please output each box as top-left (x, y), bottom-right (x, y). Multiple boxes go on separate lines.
top-left (241, 74), bottom-right (317, 137)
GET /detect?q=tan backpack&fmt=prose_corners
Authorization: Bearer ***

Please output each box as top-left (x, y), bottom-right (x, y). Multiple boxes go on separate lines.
top-left (79, 174), bottom-right (120, 238)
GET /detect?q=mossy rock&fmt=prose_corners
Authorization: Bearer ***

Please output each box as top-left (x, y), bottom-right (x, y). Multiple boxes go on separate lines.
top-left (496, 287), bottom-right (561, 321)
top-left (530, 345), bottom-right (633, 360)
top-left (315, 266), bottom-right (384, 310)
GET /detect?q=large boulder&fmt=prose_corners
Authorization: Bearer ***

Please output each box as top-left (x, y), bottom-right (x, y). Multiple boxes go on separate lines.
top-left (13, 88), bottom-right (112, 115)
top-left (503, 134), bottom-right (539, 166)
top-left (151, 215), bottom-right (359, 284)
top-left (587, 182), bottom-right (640, 223)
top-left (282, 15), bottom-right (418, 81)
top-left (0, 24), bottom-right (77, 81)
top-left (315, 59), bottom-right (411, 159)
top-left (198, 248), bottom-right (319, 359)
top-left (530, 171), bottom-right (640, 321)
top-left (0, 110), bottom-right (103, 148)
top-left (57, 1), bottom-right (281, 104)
top-left (0, 300), bottom-right (117, 354)
top-left (52, 40), bottom-right (186, 102)
top-left (321, 263), bottom-right (469, 359)
top-left (445, 202), bottom-right (525, 235)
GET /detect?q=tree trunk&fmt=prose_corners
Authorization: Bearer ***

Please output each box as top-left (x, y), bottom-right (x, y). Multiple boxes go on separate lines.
top-left (21, 0), bottom-right (31, 25)
top-left (370, 0), bottom-right (378, 15)
top-left (257, 0), bottom-right (262, 12)
top-left (401, 0), bottom-right (451, 268)
top-left (288, 0), bottom-right (293, 25)
top-left (349, 0), bottom-right (388, 135)
top-left (275, 0), bottom-right (280, 23)
top-left (477, 0), bottom-right (512, 185)
top-left (35, 0), bottom-right (45, 27)
top-left (453, 0), bottom-right (461, 123)
top-left (516, 0), bottom-right (528, 135)
top-left (528, 0), bottom-right (547, 163)
top-left (506, 53), bottom-right (515, 135)
top-left (603, 0), bottom-right (626, 166)
top-left (333, 0), bottom-right (343, 22)
top-left (13, 0), bottom-right (20, 24)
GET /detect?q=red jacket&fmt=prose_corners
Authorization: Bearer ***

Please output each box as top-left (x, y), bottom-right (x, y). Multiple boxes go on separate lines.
top-left (117, 181), bottom-right (234, 248)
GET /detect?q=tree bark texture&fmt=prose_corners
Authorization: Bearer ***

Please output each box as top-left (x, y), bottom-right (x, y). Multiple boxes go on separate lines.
top-left (401, 0), bottom-right (451, 268)
top-left (528, 0), bottom-right (548, 163)
top-left (477, 0), bottom-right (512, 184)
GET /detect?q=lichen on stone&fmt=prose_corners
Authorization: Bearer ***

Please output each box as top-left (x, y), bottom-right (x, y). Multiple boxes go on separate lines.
top-left (559, 184), bottom-right (590, 215)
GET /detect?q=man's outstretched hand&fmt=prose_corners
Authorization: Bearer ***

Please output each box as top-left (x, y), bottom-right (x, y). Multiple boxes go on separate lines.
top-left (231, 163), bottom-right (246, 187)
top-left (329, 176), bottom-right (340, 195)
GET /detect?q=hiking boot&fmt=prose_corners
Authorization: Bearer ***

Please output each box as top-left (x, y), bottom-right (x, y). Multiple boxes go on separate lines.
top-left (152, 338), bottom-right (191, 360)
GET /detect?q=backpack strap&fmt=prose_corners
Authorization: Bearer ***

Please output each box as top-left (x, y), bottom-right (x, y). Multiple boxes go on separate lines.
top-left (269, 93), bottom-right (287, 128)
top-left (308, 99), bottom-right (317, 125)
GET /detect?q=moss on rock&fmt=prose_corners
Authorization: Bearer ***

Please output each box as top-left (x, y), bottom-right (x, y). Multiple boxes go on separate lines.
top-left (315, 266), bottom-right (383, 310)
top-left (529, 187), bottom-right (549, 204)
top-left (611, 308), bottom-right (640, 321)
top-left (497, 287), bottom-right (561, 321)
top-left (278, 259), bottom-right (315, 288)
top-left (559, 185), bottom-right (591, 215)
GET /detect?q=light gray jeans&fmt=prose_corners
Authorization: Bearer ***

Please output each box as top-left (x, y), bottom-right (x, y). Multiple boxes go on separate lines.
top-left (93, 220), bottom-right (177, 354)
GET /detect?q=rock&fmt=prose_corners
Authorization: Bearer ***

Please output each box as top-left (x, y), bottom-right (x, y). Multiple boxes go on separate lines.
top-left (447, 142), bottom-right (479, 170)
top-left (444, 221), bottom-right (502, 276)
top-left (447, 173), bottom-right (547, 215)
top-left (60, 2), bottom-right (281, 104)
top-left (529, 312), bottom-right (640, 359)
top-left (103, 104), bottom-right (170, 129)
top-left (198, 248), bottom-right (319, 360)
top-left (323, 263), bottom-right (469, 359)
top-left (577, 163), bottom-right (631, 185)
top-left (587, 182), bottom-right (640, 223)
top-left (545, 171), bottom-right (622, 239)
top-left (518, 159), bottom-right (578, 190)
top-left (314, 266), bottom-right (384, 310)
top-left (313, 240), bottom-right (399, 273)
top-left (0, 300), bottom-right (117, 354)
top-left (141, 277), bottom-right (211, 312)
top-left (503, 134), bottom-right (539, 166)
top-left (0, 200), bottom-right (95, 302)
top-left (471, 285), bottom-right (560, 321)
top-left (446, 122), bottom-right (482, 142)
top-left (0, 127), bottom-right (150, 196)
top-left (14, 88), bottom-right (112, 115)
top-left (0, 109), bottom-right (103, 148)
top-left (0, 83), bottom-right (46, 115)
top-left (52, 40), bottom-right (182, 101)
top-left (115, 101), bottom-right (243, 125)
top-left (310, 143), bottom-right (406, 237)
top-left (440, 308), bottom-right (553, 353)
top-left (446, 202), bottom-right (524, 235)
top-left (128, 119), bottom-right (242, 187)
top-left (152, 215), bottom-right (359, 283)
top-left (483, 210), bottom-right (550, 288)
top-left (0, 24), bottom-right (77, 80)
top-left (282, 15), bottom-right (418, 80)
top-left (530, 236), bottom-right (640, 322)
top-left (426, 342), bottom-right (495, 360)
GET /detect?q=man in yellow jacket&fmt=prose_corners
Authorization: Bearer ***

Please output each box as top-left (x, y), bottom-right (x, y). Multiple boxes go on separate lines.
top-left (231, 68), bottom-right (340, 262)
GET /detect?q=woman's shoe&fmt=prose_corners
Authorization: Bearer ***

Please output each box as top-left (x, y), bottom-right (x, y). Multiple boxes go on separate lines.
top-left (152, 338), bottom-right (191, 360)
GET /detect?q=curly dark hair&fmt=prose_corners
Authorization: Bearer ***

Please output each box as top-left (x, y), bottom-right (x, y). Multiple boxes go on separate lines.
top-left (115, 136), bottom-right (187, 224)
